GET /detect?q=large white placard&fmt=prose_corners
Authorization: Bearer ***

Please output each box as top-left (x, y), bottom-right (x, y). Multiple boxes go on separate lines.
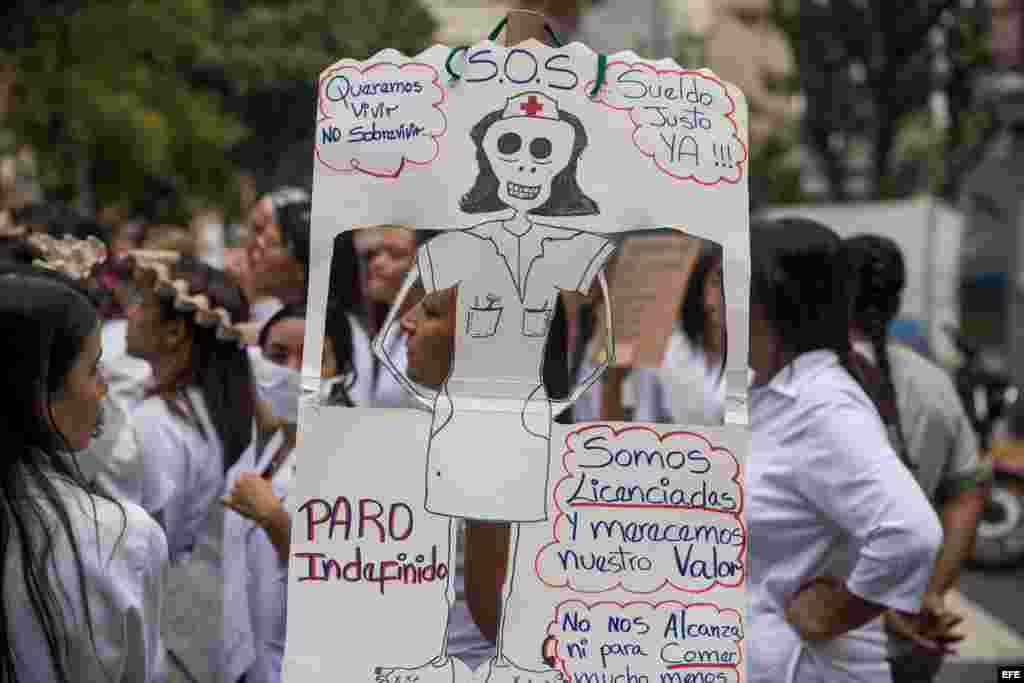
top-left (287, 38), bottom-right (751, 683)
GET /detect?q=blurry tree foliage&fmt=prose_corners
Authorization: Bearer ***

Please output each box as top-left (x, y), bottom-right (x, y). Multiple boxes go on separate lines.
top-left (768, 0), bottom-right (995, 202)
top-left (1, 0), bottom-right (437, 220)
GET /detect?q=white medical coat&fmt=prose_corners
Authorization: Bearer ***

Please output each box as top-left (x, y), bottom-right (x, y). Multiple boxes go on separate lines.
top-left (639, 329), bottom-right (725, 425)
top-left (746, 350), bottom-right (942, 683)
top-left (222, 429), bottom-right (295, 683)
top-left (133, 388), bottom-right (225, 561)
top-left (5, 470), bottom-right (168, 683)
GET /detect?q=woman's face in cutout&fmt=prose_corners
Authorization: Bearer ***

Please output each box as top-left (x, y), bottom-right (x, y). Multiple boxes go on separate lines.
top-left (364, 228), bottom-right (415, 305)
top-left (400, 287), bottom-right (455, 389)
top-left (262, 316), bottom-right (306, 371)
top-left (49, 324), bottom-right (106, 451)
top-left (483, 117), bottom-right (573, 213)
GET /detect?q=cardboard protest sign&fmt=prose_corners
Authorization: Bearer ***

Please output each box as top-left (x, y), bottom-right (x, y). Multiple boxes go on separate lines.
top-left (287, 35), bottom-right (751, 683)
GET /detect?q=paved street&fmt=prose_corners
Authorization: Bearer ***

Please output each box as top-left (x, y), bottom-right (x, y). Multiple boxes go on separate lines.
top-left (935, 564), bottom-right (1024, 682)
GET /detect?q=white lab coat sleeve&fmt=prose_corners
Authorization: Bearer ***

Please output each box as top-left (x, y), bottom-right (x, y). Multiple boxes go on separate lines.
top-left (117, 509), bottom-right (170, 683)
top-left (796, 401), bottom-right (942, 613)
top-left (77, 394), bottom-right (145, 505)
top-left (132, 402), bottom-right (185, 518)
top-left (71, 499), bottom-right (170, 683)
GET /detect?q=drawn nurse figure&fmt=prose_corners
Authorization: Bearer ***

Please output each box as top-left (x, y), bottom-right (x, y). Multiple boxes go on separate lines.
top-left (373, 91), bottom-right (617, 683)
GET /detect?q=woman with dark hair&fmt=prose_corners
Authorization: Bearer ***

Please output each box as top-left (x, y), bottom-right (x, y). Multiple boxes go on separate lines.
top-left (0, 271), bottom-right (167, 682)
top-left (321, 301), bottom-right (359, 407)
top-left (241, 188), bottom-right (311, 325)
top-left (324, 231), bottom-right (373, 407)
top-left (745, 217), bottom-right (943, 683)
top-left (844, 234), bottom-right (988, 683)
top-left (629, 239), bottom-right (727, 425)
top-left (124, 253), bottom-right (255, 682)
top-left (222, 303), bottom-right (305, 683)
top-left (126, 254), bottom-right (255, 548)
top-left (356, 225), bottom-right (420, 408)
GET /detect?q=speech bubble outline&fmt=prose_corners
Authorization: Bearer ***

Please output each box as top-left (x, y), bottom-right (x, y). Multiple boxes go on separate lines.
top-left (315, 61), bottom-right (448, 179)
top-left (586, 63), bottom-right (748, 186)
top-left (535, 424), bottom-right (747, 595)
top-left (546, 599), bottom-right (745, 683)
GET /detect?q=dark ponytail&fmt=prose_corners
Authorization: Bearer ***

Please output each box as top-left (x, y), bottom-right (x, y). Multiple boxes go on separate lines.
top-left (151, 257), bottom-right (255, 472)
top-left (843, 234), bottom-right (914, 470)
top-left (751, 218), bottom-right (896, 444)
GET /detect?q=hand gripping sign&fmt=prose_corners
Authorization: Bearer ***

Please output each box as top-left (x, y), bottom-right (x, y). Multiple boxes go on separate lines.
top-left (285, 37), bottom-right (750, 683)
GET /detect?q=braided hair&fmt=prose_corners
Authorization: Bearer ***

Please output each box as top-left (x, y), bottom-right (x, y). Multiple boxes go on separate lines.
top-left (843, 234), bottom-right (914, 470)
top-left (147, 257), bottom-right (255, 472)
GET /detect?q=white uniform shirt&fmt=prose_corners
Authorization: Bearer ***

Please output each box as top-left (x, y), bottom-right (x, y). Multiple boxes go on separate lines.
top-left (572, 357), bottom-right (659, 422)
top-left (746, 350), bottom-right (942, 683)
top-left (636, 330), bottom-right (725, 425)
top-left (5, 471), bottom-right (168, 683)
top-left (132, 388), bottom-right (225, 562)
top-left (77, 392), bottom-right (145, 504)
top-left (223, 429), bottom-right (295, 683)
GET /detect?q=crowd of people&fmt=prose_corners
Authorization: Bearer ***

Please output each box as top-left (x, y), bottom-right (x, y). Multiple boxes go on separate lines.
top-left (0, 190), bottom-right (992, 683)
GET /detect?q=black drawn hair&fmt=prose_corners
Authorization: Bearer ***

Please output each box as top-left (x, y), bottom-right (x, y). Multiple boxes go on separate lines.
top-left (460, 108), bottom-right (599, 217)
top-left (842, 234), bottom-right (913, 468)
top-left (0, 269), bottom-right (127, 683)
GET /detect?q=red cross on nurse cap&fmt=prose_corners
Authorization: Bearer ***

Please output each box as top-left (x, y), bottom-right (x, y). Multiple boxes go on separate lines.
top-left (502, 91), bottom-right (559, 120)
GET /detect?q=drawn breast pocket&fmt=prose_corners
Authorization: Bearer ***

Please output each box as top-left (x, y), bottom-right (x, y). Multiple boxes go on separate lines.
top-left (467, 295), bottom-right (503, 338)
top-left (522, 301), bottom-right (552, 338)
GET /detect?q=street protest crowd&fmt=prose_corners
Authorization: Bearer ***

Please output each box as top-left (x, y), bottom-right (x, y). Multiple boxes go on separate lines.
top-left (0, 186), bottom-right (993, 683)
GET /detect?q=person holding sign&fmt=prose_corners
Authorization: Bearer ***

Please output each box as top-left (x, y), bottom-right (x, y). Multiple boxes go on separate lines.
top-left (374, 91), bottom-right (615, 683)
top-left (745, 217), bottom-right (942, 683)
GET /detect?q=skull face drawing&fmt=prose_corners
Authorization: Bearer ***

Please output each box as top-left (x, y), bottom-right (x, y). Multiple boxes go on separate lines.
top-left (484, 115), bottom-right (574, 213)
top-left (460, 91), bottom-right (600, 219)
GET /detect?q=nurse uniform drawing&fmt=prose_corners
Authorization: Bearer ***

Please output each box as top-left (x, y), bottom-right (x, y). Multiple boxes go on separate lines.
top-left (374, 92), bottom-right (616, 683)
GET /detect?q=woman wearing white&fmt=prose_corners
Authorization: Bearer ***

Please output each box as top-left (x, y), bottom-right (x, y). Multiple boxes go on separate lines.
top-left (221, 305), bottom-right (305, 683)
top-left (745, 217), bottom-right (942, 683)
top-left (636, 241), bottom-right (726, 425)
top-left (125, 255), bottom-right (256, 682)
top-left (0, 266), bottom-right (167, 682)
